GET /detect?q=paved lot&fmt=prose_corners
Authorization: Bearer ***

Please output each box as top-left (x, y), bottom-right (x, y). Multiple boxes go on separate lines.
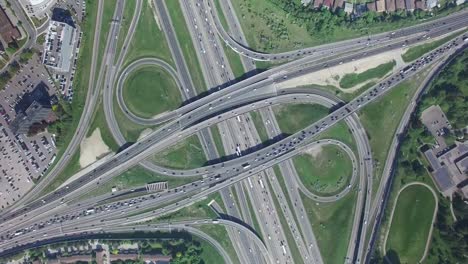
top-left (0, 53), bottom-right (57, 209)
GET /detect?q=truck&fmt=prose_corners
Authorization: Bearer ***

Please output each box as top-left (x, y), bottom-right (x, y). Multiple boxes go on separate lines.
top-left (259, 179), bottom-right (265, 189)
top-left (247, 178), bottom-right (253, 189)
top-left (242, 162), bottom-right (251, 169)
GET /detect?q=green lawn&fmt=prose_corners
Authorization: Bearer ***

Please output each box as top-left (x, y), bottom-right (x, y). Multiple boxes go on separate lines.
top-left (402, 30), bottom-right (467, 63)
top-left (122, 65), bottom-right (182, 118)
top-left (359, 68), bottom-right (430, 197)
top-left (198, 225), bottom-right (240, 264)
top-left (339, 60), bottom-right (396, 89)
top-left (211, 126), bottom-right (226, 157)
top-left (293, 144), bottom-right (353, 195)
top-left (249, 110), bottom-right (269, 143)
top-left (151, 135), bottom-right (208, 170)
top-left (273, 103), bottom-right (329, 135)
top-left (87, 101), bottom-right (120, 152)
top-left (123, 0), bottom-right (174, 67)
top-left (223, 42), bottom-right (246, 80)
top-left (165, 0), bottom-right (206, 94)
top-left (386, 185), bottom-right (436, 264)
top-left (301, 191), bottom-right (357, 264)
top-left (156, 197), bottom-right (219, 222)
top-left (199, 239), bottom-right (225, 264)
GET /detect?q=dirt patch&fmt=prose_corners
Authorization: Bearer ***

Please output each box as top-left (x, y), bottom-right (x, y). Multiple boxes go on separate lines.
top-left (303, 144), bottom-right (323, 159)
top-left (79, 129), bottom-right (111, 168)
top-left (138, 128), bottom-right (153, 141)
top-left (278, 49), bottom-right (405, 92)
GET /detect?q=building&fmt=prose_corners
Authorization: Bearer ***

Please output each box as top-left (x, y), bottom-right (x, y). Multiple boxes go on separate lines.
top-left (0, 6), bottom-right (21, 44)
top-left (405, 0), bottom-right (416, 10)
top-left (140, 254), bottom-right (171, 264)
top-left (43, 20), bottom-right (77, 72)
top-left (333, 0), bottom-right (345, 10)
top-left (375, 0), bottom-right (387, 12)
top-left (424, 142), bottom-right (468, 197)
top-left (323, 0), bottom-right (335, 8)
top-left (9, 83), bottom-right (52, 135)
top-left (344, 2), bottom-right (354, 13)
top-left (415, 0), bottom-right (426, 9)
top-left (314, 0), bottom-right (324, 8)
top-left (386, 0), bottom-right (396, 11)
top-left (426, 0), bottom-right (439, 9)
top-left (355, 4), bottom-right (368, 16)
top-left (19, 0), bottom-right (57, 18)
top-left (367, 2), bottom-right (377, 12)
top-left (395, 0), bottom-right (406, 9)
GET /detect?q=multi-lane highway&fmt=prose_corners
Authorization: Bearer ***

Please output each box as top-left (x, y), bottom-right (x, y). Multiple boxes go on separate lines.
top-left (1, 2), bottom-right (468, 263)
top-left (1, 34), bottom-right (466, 258)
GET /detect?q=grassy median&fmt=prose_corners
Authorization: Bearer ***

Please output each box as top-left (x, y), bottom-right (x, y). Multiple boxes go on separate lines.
top-left (339, 60), bottom-right (396, 89)
top-left (273, 103), bottom-right (329, 135)
top-left (123, 0), bottom-right (174, 67)
top-left (151, 135), bottom-right (208, 170)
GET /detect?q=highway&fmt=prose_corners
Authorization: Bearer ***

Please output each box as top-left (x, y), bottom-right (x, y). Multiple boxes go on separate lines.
top-left (1, 2), bottom-right (467, 262)
top-left (1, 36), bottom-right (465, 256)
top-left (1, 33), bottom-right (465, 226)
top-left (206, 0), bottom-right (468, 61)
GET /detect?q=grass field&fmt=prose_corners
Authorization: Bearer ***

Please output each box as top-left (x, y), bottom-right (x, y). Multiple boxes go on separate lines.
top-left (359, 68), bottom-right (429, 196)
top-left (301, 191), bottom-right (357, 264)
top-left (199, 239), bottom-right (225, 264)
top-left (249, 110), bottom-right (269, 143)
top-left (339, 60), bottom-right (396, 89)
top-left (198, 225), bottom-right (240, 264)
top-left (386, 185), bottom-right (436, 264)
top-left (156, 197), bottom-right (219, 222)
top-left (151, 135), bottom-right (208, 170)
top-left (123, 0), bottom-right (174, 67)
top-left (211, 126), bottom-right (226, 157)
top-left (402, 30), bottom-right (466, 63)
top-left (165, 0), bottom-right (207, 94)
top-left (293, 144), bottom-right (353, 195)
top-left (122, 65), bottom-right (182, 118)
top-left (273, 103), bottom-right (329, 135)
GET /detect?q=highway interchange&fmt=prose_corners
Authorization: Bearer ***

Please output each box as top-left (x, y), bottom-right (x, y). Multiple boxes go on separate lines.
top-left (0, 1), bottom-right (467, 263)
